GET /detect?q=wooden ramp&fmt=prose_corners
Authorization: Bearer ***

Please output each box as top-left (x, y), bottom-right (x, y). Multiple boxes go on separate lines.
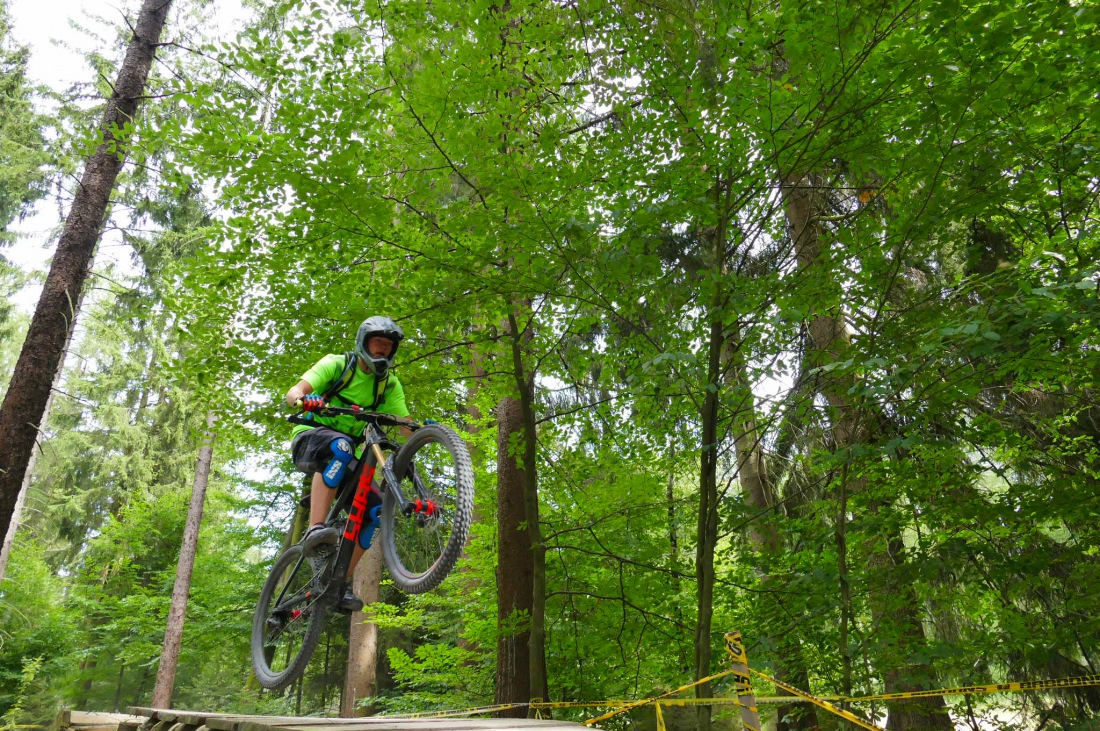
top-left (56, 711), bottom-right (149, 731)
top-left (127, 708), bottom-right (589, 731)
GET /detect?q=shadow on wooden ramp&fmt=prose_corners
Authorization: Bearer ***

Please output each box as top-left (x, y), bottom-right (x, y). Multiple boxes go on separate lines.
top-left (117, 708), bottom-right (588, 731)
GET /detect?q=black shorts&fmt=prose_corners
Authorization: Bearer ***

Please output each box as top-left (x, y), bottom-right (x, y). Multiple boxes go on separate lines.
top-left (291, 427), bottom-right (357, 476)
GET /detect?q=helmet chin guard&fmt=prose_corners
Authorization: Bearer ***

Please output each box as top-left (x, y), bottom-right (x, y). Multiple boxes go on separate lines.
top-left (355, 316), bottom-right (405, 378)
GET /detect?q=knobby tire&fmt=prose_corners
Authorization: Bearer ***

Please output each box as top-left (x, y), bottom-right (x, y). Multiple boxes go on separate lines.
top-left (381, 423), bottom-right (474, 593)
top-left (251, 544), bottom-right (327, 691)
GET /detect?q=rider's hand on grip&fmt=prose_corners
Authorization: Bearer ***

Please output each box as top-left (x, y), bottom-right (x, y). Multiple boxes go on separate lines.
top-left (300, 394), bottom-right (326, 412)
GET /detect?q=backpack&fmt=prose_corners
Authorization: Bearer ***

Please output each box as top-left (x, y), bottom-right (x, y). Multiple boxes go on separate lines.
top-left (320, 351), bottom-right (391, 410)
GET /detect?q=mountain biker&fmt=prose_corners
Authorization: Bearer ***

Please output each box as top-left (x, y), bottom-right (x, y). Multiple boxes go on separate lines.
top-left (284, 315), bottom-right (413, 612)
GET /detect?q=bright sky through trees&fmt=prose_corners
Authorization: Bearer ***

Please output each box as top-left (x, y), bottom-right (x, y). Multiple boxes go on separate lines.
top-left (5, 0), bottom-right (246, 313)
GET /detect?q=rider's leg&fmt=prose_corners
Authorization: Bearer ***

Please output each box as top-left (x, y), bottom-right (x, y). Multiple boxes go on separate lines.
top-left (304, 434), bottom-right (352, 537)
top-left (309, 471), bottom-right (334, 526)
top-left (302, 471), bottom-right (339, 553)
top-left (348, 543), bottom-right (367, 577)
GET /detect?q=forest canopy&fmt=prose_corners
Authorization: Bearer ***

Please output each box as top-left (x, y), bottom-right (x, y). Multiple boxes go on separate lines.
top-left (0, 0), bottom-right (1097, 729)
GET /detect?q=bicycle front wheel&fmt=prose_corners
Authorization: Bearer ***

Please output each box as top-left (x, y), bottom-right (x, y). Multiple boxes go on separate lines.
top-left (381, 423), bottom-right (474, 593)
top-left (251, 544), bottom-right (327, 691)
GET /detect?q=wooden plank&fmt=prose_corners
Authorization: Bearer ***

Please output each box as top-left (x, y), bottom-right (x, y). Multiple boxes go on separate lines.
top-left (236, 720), bottom-right (357, 731)
top-left (206, 717), bottom-right (340, 731)
top-left (258, 721), bottom-right (587, 731)
top-left (129, 710), bottom-right (240, 728)
top-left (135, 712), bottom-right (588, 731)
top-left (69, 713), bottom-right (148, 726)
top-left (128, 710), bottom-right (234, 723)
top-left (64, 712), bottom-right (150, 730)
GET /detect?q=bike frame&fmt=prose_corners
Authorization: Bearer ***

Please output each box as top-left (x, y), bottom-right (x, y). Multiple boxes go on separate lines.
top-left (299, 412), bottom-right (432, 605)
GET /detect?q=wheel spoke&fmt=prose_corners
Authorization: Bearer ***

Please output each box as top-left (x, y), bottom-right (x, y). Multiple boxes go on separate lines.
top-left (381, 424), bottom-right (474, 593)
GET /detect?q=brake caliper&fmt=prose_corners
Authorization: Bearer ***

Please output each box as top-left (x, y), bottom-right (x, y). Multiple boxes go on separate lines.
top-left (408, 499), bottom-right (437, 516)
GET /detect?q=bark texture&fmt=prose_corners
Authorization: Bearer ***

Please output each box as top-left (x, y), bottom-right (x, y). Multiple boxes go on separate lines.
top-left (342, 544), bottom-right (383, 717)
top-left (0, 0), bottom-right (173, 539)
top-left (695, 216), bottom-right (730, 731)
top-left (494, 391), bottom-right (532, 716)
top-left (0, 358), bottom-right (67, 582)
top-left (151, 410), bottom-right (215, 708)
top-left (506, 308), bottom-right (548, 710)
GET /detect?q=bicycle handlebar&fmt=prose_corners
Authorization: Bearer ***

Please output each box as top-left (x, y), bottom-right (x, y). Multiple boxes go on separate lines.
top-left (291, 399), bottom-right (418, 429)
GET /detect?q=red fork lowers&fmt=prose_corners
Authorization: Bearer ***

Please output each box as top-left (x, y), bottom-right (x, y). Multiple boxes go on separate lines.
top-left (412, 499), bottom-right (437, 516)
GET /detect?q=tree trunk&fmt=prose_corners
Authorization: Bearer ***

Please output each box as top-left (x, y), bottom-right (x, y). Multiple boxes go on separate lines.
top-left (113, 660), bottom-right (126, 712)
top-left (341, 543), bottom-right (383, 717)
top-left (695, 296), bottom-right (722, 731)
top-left (877, 562), bottom-right (954, 731)
top-left (781, 173), bottom-right (951, 731)
top-left (151, 411), bottom-right (216, 708)
top-left (666, 438), bottom-right (680, 571)
top-left (494, 389), bottom-right (532, 716)
top-left (0, 423), bottom-right (41, 582)
top-left (505, 308), bottom-right (548, 711)
top-left (694, 191), bottom-right (736, 731)
top-left (0, 0), bottom-right (173, 540)
top-left (0, 256), bottom-right (92, 584)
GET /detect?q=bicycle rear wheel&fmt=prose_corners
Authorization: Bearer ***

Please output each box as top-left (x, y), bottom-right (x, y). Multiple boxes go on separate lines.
top-left (381, 423), bottom-right (474, 593)
top-left (251, 544), bottom-right (328, 691)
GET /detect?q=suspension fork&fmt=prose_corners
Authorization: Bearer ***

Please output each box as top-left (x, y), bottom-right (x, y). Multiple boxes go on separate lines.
top-left (372, 443), bottom-right (437, 518)
top-left (369, 441), bottom-right (414, 512)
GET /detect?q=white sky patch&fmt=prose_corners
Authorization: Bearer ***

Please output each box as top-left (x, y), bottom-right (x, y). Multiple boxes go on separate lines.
top-left (4, 0), bottom-right (248, 315)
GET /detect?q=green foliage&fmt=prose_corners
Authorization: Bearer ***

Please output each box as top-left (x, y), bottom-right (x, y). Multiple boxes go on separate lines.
top-left (0, 536), bottom-right (77, 721)
top-left (3, 0), bottom-right (1099, 726)
top-left (0, 0), bottom-right (50, 245)
top-left (154, 0), bottom-right (1099, 722)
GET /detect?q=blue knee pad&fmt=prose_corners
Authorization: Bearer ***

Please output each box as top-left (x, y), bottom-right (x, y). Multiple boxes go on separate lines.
top-left (322, 437), bottom-right (354, 488)
top-left (358, 505), bottom-right (382, 550)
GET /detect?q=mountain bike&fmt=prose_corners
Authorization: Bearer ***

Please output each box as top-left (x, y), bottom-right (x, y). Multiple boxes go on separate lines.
top-left (251, 406), bottom-right (474, 691)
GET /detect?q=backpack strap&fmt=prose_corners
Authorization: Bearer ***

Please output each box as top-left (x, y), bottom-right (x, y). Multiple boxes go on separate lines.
top-left (368, 372), bottom-right (391, 411)
top-left (321, 352), bottom-right (358, 404)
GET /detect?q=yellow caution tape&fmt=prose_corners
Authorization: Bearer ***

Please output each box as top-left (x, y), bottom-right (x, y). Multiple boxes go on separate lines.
top-left (381, 674), bottom-right (1100, 723)
top-left (533, 700), bottom-right (656, 709)
top-left (840, 674), bottom-right (1100, 702)
top-left (610, 672), bottom-right (1100, 708)
top-left (383, 702), bottom-right (528, 719)
top-left (739, 673), bottom-right (1100, 704)
top-left (747, 668), bottom-right (886, 731)
top-left (583, 667), bottom-right (742, 725)
top-left (377, 621), bottom-right (1100, 731)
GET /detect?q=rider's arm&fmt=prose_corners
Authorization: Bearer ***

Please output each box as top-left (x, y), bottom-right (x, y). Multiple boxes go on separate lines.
top-left (285, 380), bottom-right (314, 408)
